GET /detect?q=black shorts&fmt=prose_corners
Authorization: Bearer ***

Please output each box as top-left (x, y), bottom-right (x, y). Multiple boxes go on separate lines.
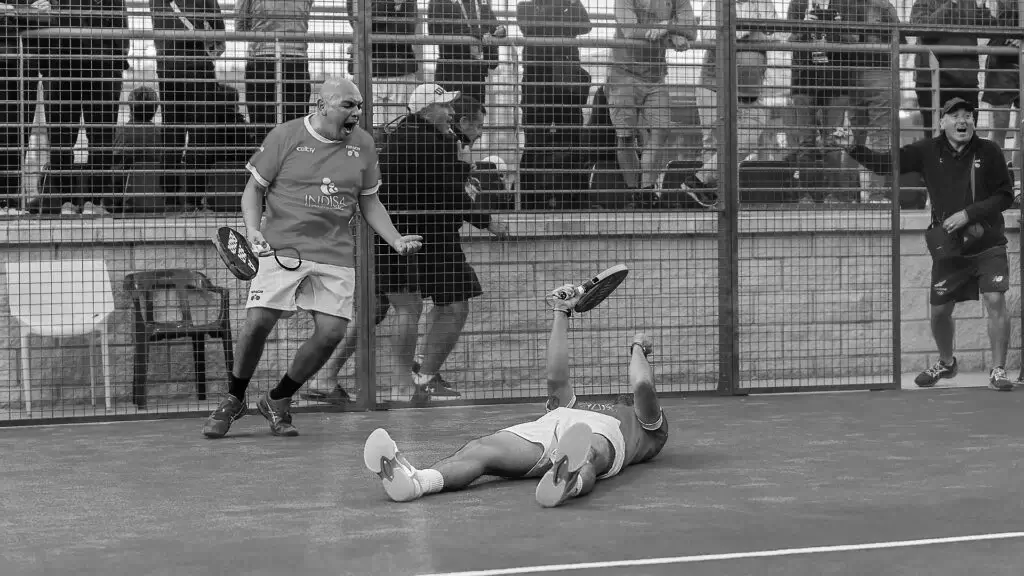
top-left (930, 245), bottom-right (1010, 305)
top-left (375, 244), bottom-right (483, 305)
top-left (982, 68), bottom-right (1020, 108)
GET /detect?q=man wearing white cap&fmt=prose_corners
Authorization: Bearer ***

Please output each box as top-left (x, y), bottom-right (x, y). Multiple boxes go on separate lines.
top-left (376, 83), bottom-right (507, 399)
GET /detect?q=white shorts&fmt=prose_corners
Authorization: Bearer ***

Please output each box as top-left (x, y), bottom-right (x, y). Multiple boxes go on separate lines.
top-left (501, 407), bottom-right (627, 480)
top-left (246, 256), bottom-right (355, 320)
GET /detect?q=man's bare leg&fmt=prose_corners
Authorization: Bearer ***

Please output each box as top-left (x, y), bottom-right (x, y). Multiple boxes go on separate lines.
top-left (364, 428), bottom-right (543, 502)
top-left (306, 296), bottom-right (391, 403)
top-left (382, 291), bottom-right (423, 400)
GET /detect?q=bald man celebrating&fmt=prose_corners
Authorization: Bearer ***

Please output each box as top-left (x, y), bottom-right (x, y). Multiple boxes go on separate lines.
top-left (203, 77), bottom-right (423, 439)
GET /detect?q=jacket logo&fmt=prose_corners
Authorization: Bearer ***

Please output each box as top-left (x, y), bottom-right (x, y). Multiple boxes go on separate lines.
top-left (297, 146), bottom-right (315, 153)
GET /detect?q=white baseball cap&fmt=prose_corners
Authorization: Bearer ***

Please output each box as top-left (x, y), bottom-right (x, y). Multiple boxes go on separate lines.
top-left (480, 156), bottom-right (508, 173)
top-left (407, 83), bottom-right (460, 115)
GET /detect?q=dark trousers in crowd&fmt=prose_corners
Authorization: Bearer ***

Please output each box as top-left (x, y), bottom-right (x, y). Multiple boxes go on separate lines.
top-left (157, 63), bottom-right (219, 210)
top-left (0, 57), bottom-right (34, 210)
top-left (245, 56), bottom-right (311, 137)
top-left (518, 64), bottom-right (591, 210)
top-left (41, 58), bottom-right (123, 210)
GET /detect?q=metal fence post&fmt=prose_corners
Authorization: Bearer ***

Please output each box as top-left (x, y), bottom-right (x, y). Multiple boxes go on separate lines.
top-left (717, 0), bottom-right (739, 395)
top-left (891, 18), bottom-right (903, 389)
top-left (1018, 1), bottom-right (1024, 381)
top-left (354, 0), bottom-right (378, 410)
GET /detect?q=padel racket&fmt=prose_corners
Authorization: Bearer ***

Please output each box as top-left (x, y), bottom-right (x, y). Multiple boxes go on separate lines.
top-left (213, 227), bottom-right (260, 281)
top-left (554, 264), bottom-right (629, 313)
top-left (212, 227), bottom-right (303, 280)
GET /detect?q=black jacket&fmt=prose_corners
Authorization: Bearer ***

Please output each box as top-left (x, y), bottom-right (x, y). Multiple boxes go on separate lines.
top-left (849, 135), bottom-right (1014, 253)
top-left (429, 0), bottom-right (501, 84)
top-left (379, 114), bottom-right (491, 245)
top-left (346, 0), bottom-right (418, 78)
top-left (150, 0), bottom-right (226, 72)
top-left (24, 0), bottom-right (127, 64)
top-left (911, 0), bottom-right (996, 88)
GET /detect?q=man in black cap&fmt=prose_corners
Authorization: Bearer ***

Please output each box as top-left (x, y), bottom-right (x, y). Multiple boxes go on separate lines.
top-left (842, 97), bottom-right (1016, 391)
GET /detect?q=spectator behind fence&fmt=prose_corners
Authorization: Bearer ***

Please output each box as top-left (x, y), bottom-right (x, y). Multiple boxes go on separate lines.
top-left (376, 85), bottom-right (507, 400)
top-left (0, 0), bottom-right (50, 216)
top-left (516, 0), bottom-right (593, 210)
top-left (786, 0), bottom-right (862, 203)
top-left (843, 0), bottom-right (902, 204)
top-left (911, 0), bottom-right (996, 136)
top-left (606, 0), bottom-right (697, 208)
top-left (347, 0), bottom-right (419, 129)
top-left (28, 0), bottom-right (128, 216)
top-left (235, 0), bottom-right (313, 136)
top-left (844, 98), bottom-right (1015, 392)
top-left (694, 0), bottom-right (774, 197)
top-left (428, 0), bottom-right (506, 105)
top-left (981, 0), bottom-right (1020, 172)
top-left (688, 52), bottom-right (776, 204)
top-left (113, 86), bottom-right (168, 213)
top-left (150, 0), bottom-right (227, 213)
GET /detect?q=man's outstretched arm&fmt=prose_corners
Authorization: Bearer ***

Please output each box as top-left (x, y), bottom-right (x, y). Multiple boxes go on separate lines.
top-left (846, 139), bottom-right (925, 177)
top-left (629, 333), bottom-right (662, 428)
top-left (545, 286), bottom-right (581, 409)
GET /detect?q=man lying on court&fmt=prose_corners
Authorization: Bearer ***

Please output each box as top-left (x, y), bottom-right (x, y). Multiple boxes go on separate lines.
top-left (363, 285), bottom-right (669, 508)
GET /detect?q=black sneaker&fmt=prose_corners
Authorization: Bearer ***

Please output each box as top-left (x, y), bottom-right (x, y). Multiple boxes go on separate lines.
top-left (300, 386), bottom-right (353, 405)
top-left (914, 358), bottom-right (958, 387)
top-left (256, 392), bottom-right (299, 436)
top-left (202, 395), bottom-right (246, 438)
top-left (988, 367), bottom-right (1014, 392)
top-left (420, 374), bottom-right (461, 398)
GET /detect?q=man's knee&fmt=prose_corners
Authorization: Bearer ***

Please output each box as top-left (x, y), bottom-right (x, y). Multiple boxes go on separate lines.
top-left (312, 313), bottom-right (350, 346)
top-left (616, 134), bottom-right (637, 149)
top-left (388, 291), bottom-right (423, 315)
top-left (243, 307), bottom-right (281, 337)
top-left (435, 299), bottom-right (470, 320)
top-left (930, 301), bottom-right (957, 320)
top-left (983, 292), bottom-right (1008, 316)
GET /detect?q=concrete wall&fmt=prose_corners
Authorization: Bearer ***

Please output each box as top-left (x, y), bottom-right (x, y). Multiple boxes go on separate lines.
top-left (0, 211), bottom-right (1019, 411)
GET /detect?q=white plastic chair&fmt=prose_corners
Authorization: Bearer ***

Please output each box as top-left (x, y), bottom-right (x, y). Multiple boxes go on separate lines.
top-left (5, 260), bottom-right (115, 412)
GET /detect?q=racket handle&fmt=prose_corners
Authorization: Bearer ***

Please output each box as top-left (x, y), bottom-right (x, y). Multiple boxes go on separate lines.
top-left (554, 285), bottom-right (584, 300)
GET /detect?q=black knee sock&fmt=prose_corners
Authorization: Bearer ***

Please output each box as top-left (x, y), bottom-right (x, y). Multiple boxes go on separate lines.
top-left (269, 373), bottom-right (303, 400)
top-left (228, 374), bottom-right (250, 401)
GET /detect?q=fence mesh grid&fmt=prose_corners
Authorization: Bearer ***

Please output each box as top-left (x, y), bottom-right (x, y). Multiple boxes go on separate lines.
top-left (1, 0), bottom-right (1021, 422)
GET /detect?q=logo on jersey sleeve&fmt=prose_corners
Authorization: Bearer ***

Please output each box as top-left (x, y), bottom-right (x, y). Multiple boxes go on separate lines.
top-left (346, 145), bottom-right (361, 158)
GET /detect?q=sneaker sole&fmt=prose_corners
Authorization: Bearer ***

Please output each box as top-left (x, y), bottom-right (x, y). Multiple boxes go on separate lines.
top-left (363, 428), bottom-right (419, 502)
top-left (989, 381), bottom-right (1014, 392)
top-left (535, 422), bottom-right (593, 508)
top-left (256, 400), bottom-right (300, 437)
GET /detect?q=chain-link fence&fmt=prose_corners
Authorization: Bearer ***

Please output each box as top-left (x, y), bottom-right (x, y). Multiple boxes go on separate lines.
top-left (1, 0), bottom-right (1022, 424)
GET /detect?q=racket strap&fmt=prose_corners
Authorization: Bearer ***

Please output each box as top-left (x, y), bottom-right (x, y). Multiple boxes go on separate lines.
top-left (629, 342), bottom-right (650, 358)
top-left (551, 306), bottom-right (573, 318)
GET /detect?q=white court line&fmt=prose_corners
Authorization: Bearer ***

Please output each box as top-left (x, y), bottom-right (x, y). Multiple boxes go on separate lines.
top-left (417, 532), bottom-right (1024, 576)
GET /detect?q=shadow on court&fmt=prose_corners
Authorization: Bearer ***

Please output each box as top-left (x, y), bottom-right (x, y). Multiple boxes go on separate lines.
top-left (3, 389), bottom-right (1024, 576)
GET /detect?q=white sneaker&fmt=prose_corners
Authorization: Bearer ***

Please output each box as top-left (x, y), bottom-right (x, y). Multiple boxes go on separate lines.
top-left (60, 202), bottom-right (79, 215)
top-left (81, 201), bottom-right (110, 216)
top-left (363, 428), bottom-right (424, 502)
top-left (535, 422), bottom-right (593, 508)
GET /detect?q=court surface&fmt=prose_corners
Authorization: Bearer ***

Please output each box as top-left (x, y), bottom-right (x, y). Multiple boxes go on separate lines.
top-left (3, 388), bottom-right (1024, 576)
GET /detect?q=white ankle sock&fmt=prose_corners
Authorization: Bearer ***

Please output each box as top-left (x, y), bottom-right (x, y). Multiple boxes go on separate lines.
top-left (568, 474), bottom-right (584, 498)
top-left (414, 469), bottom-right (444, 494)
top-left (412, 372), bottom-right (435, 386)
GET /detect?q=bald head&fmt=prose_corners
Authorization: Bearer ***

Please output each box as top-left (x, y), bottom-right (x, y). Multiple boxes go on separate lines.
top-left (319, 77), bottom-right (362, 108)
